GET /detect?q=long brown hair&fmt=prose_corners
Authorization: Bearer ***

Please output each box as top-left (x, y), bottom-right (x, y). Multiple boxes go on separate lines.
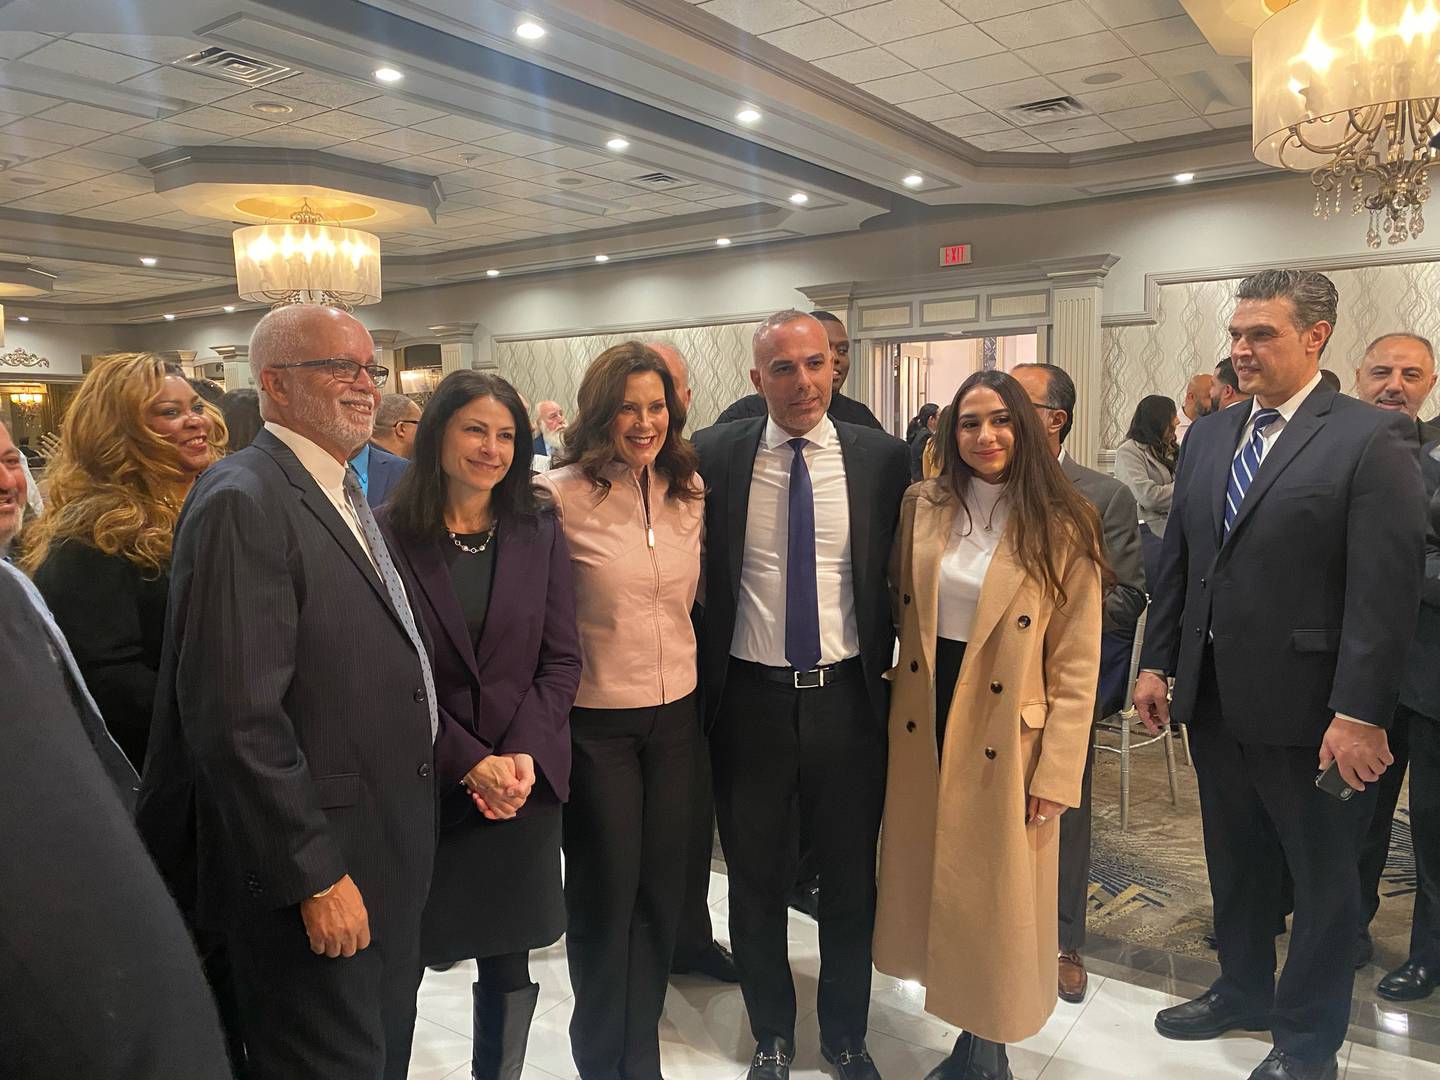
top-left (555, 341), bottom-right (701, 503)
top-left (937, 369), bottom-right (1109, 604)
top-left (22, 353), bottom-right (226, 577)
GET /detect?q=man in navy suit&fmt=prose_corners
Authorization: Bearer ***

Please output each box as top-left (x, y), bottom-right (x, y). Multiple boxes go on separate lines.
top-left (1134, 270), bottom-right (1426, 1080)
top-left (354, 394), bottom-right (419, 508)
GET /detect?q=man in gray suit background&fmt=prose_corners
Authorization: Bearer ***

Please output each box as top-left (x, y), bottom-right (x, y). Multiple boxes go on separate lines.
top-left (1013, 363), bottom-right (1148, 1005)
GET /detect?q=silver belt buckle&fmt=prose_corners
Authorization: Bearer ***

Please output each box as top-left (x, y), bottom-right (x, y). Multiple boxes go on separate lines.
top-left (793, 667), bottom-right (827, 689)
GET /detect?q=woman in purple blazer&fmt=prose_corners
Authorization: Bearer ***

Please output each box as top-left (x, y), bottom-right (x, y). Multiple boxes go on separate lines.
top-left (379, 370), bottom-right (581, 1080)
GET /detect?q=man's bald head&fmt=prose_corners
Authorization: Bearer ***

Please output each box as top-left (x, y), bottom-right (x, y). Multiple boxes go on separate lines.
top-left (643, 340), bottom-right (691, 409)
top-left (1184, 372), bottom-right (1216, 420)
top-left (751, 310), bottom-right (833, 436)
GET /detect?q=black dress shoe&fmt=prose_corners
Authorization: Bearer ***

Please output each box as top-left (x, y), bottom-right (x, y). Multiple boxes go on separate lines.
top-left (670, 940), bottom-right (740, 983)
top-left (789, 879), bottom-right (820, 919)
top-left (1247, 1049), bottom-right (1338, 1080)
top-left (1377, 958), bottom-right (1440, 1001)
top-left (822, 1037), bottom-right (882, 1080)
top-left (748, 1036), bottom-right (793, 1080)
top-left (923, 1032), bottom-right (1012, 1080)
top-left (1154, 989), bottom-right (1269, 1041)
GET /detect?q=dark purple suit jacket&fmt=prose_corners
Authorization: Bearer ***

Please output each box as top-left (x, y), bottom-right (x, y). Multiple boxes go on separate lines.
top-left (380, 509), bottom-right (581, 805)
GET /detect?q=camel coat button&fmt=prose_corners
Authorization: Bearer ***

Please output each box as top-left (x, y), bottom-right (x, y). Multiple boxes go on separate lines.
top-left (984, 747), bottom-right (997, 760)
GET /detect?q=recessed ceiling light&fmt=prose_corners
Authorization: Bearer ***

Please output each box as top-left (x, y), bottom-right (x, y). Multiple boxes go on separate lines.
top-left (140, 256), bottom-right (157, 266)
top-left (223, 305), bottom-right (235, 313)
top-left (163, 313), bottom-right (176, 320)
top-left (251, 101), bottom-right (293, 115)
top-left (715, 237), bottom-right (732, 246)
top-left (1082, 71), bottom-right (1124, 85)
top-left (789, 191), bottom-right (809, 205)
top-left (1174, 171), bottom-right (1196, 183)
top-left (606, 137), bottom-right (630, 152)
top-left (736, 107), bottom-right (762, 124)
top-left (486, 269), bottom-right (500, 277)
top-left (516, 20), bottom-right (546, 41)
top-left (17, 315), bottom-right (28, 322)
top-left (593, 254), bottom-right (609, 263)
top-left (902, 173), bottom-right (924, 188)
top-left (374, 67), bottom-right (404, 83)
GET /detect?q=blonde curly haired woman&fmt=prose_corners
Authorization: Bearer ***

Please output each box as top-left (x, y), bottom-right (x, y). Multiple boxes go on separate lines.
top-left (24, 352), bottom-right (225, 769)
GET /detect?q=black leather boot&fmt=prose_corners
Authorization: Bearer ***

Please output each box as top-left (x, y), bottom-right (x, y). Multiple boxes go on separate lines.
top-left (923, 1032), bottom-right (1014, 1080)
top-left (471, 981), bottom-right (540, 1080)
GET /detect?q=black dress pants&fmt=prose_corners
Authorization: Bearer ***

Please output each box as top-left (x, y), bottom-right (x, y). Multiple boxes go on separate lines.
top-left (1358, 704), bottom-right (1413, 931)
top-left (1406, 712), bottom-right (1440, 967)
top-left (710, 659), bottom-right (886, 1049)
top-left (564, 694), bottom-right (698, 1080)
top-left (1189, 659), bottom-right (1375, 1063)
top-left (673, 730), bottom-right (719, 966)
top-left (226, 911), bottom-right (423, 1080)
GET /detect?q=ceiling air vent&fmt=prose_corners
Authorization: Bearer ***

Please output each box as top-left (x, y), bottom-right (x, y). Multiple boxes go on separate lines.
top-left (1010, 95), bottom-right (1086, 119)
top-left (177, 47), bottom-right (294, 87)
top-left (631, 172), bottom-right (683, 186)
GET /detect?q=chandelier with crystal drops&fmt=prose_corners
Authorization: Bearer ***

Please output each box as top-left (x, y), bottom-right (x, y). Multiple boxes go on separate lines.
top-left (1253, 0), bottom-right (1440, 248)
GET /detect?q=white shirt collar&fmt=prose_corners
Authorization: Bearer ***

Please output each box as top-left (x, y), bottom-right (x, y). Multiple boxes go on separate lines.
top-left (265, 421), bottom-right (350, 493)
top-left (1250, 370), bottom-right (1322, 425)
top-left (762, 412), bottom-right (835, 452)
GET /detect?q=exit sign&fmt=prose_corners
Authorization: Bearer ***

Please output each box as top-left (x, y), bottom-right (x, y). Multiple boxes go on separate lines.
top-left (941, 243), bottom-right (972, 267)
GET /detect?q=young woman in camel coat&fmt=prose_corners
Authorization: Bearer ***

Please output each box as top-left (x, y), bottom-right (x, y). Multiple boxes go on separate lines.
top-left (874, 370), bottom-right (1107, 1080)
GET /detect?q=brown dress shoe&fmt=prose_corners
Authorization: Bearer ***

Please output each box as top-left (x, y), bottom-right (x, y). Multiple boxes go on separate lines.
top-left (1058, 951), bottom-right (1087, 1003)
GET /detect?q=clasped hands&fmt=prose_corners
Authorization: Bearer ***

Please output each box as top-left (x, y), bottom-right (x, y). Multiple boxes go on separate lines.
top-left (463, 752), bottom-right (536, 820)
top-left (1133, 671), bottom-right (1392, 792)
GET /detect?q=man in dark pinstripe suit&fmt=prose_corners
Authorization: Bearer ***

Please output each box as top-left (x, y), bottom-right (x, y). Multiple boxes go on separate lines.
top-left (139, 305), bottom-right (440, 1080)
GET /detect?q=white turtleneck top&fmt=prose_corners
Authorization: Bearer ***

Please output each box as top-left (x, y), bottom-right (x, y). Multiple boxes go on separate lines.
top-left (937, 478), bottom-right (1010, 643)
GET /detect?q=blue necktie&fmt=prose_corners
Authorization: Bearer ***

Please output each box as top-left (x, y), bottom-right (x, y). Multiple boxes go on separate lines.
top-left (784, 437), bottom-right (821, 671)
top-left (1223, 407), bottom-right (1282, 539)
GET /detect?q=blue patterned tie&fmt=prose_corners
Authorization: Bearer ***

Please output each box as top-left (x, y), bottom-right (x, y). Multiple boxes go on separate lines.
top-left (1223, 408), bottom-right (1282, 540)
top-left (343, 469), bottom-right (439, 741)
top-left (784, 437), bottom-right (821, 671)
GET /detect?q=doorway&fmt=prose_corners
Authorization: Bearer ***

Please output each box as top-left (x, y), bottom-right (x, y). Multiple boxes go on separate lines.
top-left (871, 330), bottom-right (1042, 434)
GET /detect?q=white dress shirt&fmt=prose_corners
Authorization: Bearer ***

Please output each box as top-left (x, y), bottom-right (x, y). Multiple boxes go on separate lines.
top-left (937, 478), bottom-right (1009, 642)
top-left (265, 422), bottom-right (379, 575)
top-left (1234, 370), bottom-right (1322, 467)
top-left (731, 414), bottom-right (859, 667)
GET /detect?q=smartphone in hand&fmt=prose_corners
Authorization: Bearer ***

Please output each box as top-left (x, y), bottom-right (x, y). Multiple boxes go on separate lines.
top-left (1315, 761), bottom-right (1358, 801)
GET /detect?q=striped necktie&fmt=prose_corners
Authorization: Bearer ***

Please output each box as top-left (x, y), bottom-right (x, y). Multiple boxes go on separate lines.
top-left (1223, 408), bottom-right (1282, 539)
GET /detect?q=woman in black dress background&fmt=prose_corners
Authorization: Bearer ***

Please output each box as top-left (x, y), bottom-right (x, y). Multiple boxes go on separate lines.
top-left (381, 370), bottom-right (581, 1080)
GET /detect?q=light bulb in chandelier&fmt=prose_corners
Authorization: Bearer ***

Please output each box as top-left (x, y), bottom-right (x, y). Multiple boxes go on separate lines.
top-left (231, 198), bottom-right (383, 309)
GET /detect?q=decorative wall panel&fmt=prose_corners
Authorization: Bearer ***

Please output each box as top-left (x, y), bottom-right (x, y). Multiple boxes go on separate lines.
top-left (494, 320), bottom-right (762, 432)
top-left (1101, 263), bottom-right (1440, 448)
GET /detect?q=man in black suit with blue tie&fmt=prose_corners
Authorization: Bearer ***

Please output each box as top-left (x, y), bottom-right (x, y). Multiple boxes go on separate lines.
top-left (1133, 270), bottom-right (1427, 1080)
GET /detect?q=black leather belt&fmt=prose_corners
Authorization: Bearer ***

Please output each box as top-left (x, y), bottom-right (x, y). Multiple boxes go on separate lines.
top-left (732, 655), bottom-right (862, 690)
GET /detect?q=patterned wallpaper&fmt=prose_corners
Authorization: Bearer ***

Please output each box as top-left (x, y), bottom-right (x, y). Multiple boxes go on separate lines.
top-left (494, 320), bottom-right (762, 434)
top-left (1101, 262), bottom-right (1440, 448)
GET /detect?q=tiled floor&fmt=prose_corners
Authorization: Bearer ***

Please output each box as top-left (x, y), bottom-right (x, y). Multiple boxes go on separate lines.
top-left (409, 872), bottom-right (1440, 1080)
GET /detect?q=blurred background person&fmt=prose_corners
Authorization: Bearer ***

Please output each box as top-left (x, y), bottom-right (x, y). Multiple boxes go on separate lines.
top-left (1212, 357), bottom-right (1251, 413)
top-left (1352, 333), bottom-right (1439, 443)
top-left (1176, 372), bottom-right (1215, 443)
top-left (533, 399), bottom-right (567, 459)
top-left (1114, 395), bottom-right (1178, 589)
top-left (23, 353), bottom-right (225, 769)
top-left (382, 371), bottom-right (581, 1078)
top-left (189, 376), bottom-right (226, 409)
top-left (537, 343), bottom-right (704, 1080)
top-left (371, 393), bottom-right (423, 460)
top-left (354, 393), bottom-right (418, 507)
top-left (877, 370), bottom-right (1104, 1080)
top-left (220, 388), bottom-right (264, 452)
top-left (908, 403), bottom-right (939, 483)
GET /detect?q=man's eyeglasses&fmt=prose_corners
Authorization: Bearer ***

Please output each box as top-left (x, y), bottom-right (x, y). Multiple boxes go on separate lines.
top-left (273, 358), bottom-right (390, 388)
top-left (393, 419), bottom-right (419, 431)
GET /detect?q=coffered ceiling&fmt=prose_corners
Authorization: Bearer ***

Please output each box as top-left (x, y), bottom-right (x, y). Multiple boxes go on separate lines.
top-left (0, 0), bottom-right (1263, 324)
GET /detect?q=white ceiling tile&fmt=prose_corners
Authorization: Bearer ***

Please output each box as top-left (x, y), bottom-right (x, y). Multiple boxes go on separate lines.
top-left (963, 76), bottom-right (1066, 111)
top-left (1143, 42), bottom-right (1224, 75)
top-left (116, 66), bottom-right (241, 105)
top-left (966, 129), bottom-right (1043, 150)
top-left (931, 53), bottom-right (1037, 93)
top-left (1104, 99), bottom-right (1196, 129)
top-left (697, 0), bottom-right (817, 35)
top-left (980, 1), bottom-right (1104, 48)
top-left (83, 132), bottom-right (174, 159)
top-left (885, 25), bottom-right (1006, 68)
top-left (212, 90), bottom-right (331, 123)
top-left (933, 112), bottom-right (1014, 137)
top-left (1010, 143), bottom-right (1061, 153)
top-left (1015, 31), bottom-right (1134, 74)
top-left (0, 88), bottom-right (64, 116)
top-left (0, 169), bottom-right (72, 197)
top-left (857, 71), bottom-right (950, 104)
top-left (533, 170), bottom-right (611, 190)
top-left (1049, 130), bottom-right (1133, 151)
top-left (67, 172), bottom-right (153, 198)
top-left (1051, 57), bottom-right (1158, 93)
top-left (291, 110), bottom-right (396, 141)
top-left (124, 119), bottom-right (215, 146)
top-left (1123, 116), bottom-right (1211, 140)
top-left (414, 115), bottom-right (511, 143)
top-left (1084, 0), bottom-right (1185, 28)
top-left (1023, 113), bottom-right (1116, 140)
top-left (1206, 108), bottom-right (1251, 129)
top-left (269, 72), bottom-right (379, 109)
top-left (823, 47), bottom-right (913, 82)
top-left (8, 186), bottom-right (120, 213)
top-left (228, 127), bottom-right (346, 151)
top-left (63, 34), bottom-right (210, 64)
top-left (835, 0), bottom-right (967, 46)
top-left (359, 128), bottom-right (458, 155)
top-left (343, 96), bottom-right (448, 126)
top-left (901, 93), bottom-right (983, 121)
top-left (33, 102), bottom-right (149, 133)
top-left (482, 156), bottom-right (561, 179)
top-left (0, 133), bottom-right (70, 161)
top-left (72, 192), bottom-right (173, 219)
top-left (0, 32), bottom-right (52, 61)
top-left (943, 0), bottom-right (1064, 17)
top-left (39, 146), bottom-right (145, 174)
top-left (2, 116), bottom-right (107, 147)
top-left (169, 105), bottom-right (277, 137)
top-left (1115, 15), bottom-right (1207, 53)
top-left (22, 39), bottom-right (156, 82)
top-left (480, 131), bottom-right (562, 156)
top-left (139, 211), bottom-right (222, 229)
top-left (379, 154), bottom-right (451, 175)
top-left (14, 153), bottom-right (106, 181)
top-left (528, 147), bottom-right (610, 169)
top-left (1075, 79), bottom-right (1175, 113)
top-left (424, 144), bottom-right (514, 168)
top-left (760, 20), bottom-right (870, 62)
top-left (705, 193), bottom-right (759, 207)
top-left (330, 140), bottom-right (406, 163)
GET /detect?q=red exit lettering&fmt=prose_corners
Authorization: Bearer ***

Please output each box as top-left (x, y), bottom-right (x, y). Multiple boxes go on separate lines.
top-left (940, 244), bottom-right (972, 267)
